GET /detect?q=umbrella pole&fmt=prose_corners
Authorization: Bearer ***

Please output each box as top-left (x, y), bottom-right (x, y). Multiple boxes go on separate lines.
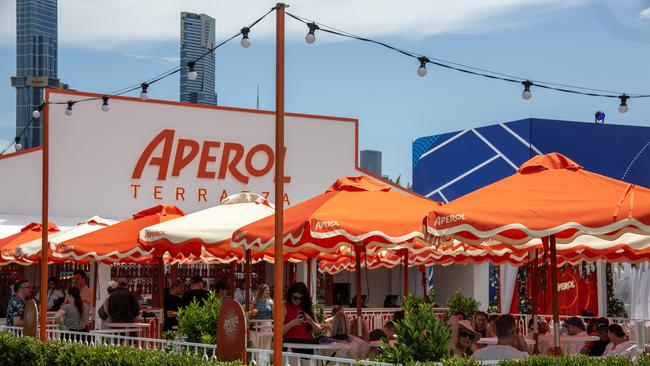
top-left (245, 250), bottom-right (251, 313)
top-left (92, 262), bottom-right (99, 329)
top-left (549, 235), bottom-right (560, 353)
top-left (273, 4), bottom-right (286, 366)
top-left (355, 249), bottom-right (362, 337)
top-left (39, 101), bottom-right (50, 341)
top-left (421, 265), bottom-right (427, 298)
top-left (403, 250), bottom-right (409, 296)
top-left (307, 259), bottom-right (312, 294)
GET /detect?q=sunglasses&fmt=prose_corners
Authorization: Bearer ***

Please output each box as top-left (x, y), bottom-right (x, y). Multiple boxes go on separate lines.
top-left (458, 330), bottom-right (476, 341)
top-left (21, 285), bottom-right (32, 289)
top-left (292, 295), bottom-right (303, 302)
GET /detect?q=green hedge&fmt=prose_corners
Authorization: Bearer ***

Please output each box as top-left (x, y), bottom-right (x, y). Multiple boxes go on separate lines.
top-left (411, 355), bottom-right (650, 366)
top-left (0, 332), bottom-right (244, 366)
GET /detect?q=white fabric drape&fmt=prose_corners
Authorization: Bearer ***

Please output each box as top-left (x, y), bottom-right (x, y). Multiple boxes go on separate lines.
top-left (500, 264), bottom-right (518, 313)
top-left (630, 262), bottom-right (650, 319)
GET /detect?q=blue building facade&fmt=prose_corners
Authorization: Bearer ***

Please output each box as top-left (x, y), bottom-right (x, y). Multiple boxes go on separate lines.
top-left (412, 118), bottom-right (650, 203)
top-left (11, 0), bottom-right (62, 149)
top-left (180, 12), bottom-right (217, 106)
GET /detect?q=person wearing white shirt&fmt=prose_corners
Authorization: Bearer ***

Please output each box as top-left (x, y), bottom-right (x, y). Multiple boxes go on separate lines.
top-left (604, 324), bottom-right (634, 356)
top-left (564, 316), bottom-right (588, 355)
top-left (473, 315), bottom-right (529, 361)
top-left (37, 276), bottom-right (65, 311)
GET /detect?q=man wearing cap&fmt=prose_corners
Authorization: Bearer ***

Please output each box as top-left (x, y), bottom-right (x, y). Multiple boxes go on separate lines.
top-left (584, 318), bottom-right (610, 356)
top-left (473, 314), bottom-right (529, 361)
top-left (564, 316), bottom-right (588, 355)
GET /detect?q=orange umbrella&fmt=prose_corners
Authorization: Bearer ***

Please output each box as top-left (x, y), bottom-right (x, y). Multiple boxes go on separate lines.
top-left (424, 152), bottom-right (650, 350)
top-left (425, 153), bottom-right (650, 245)
top-left (233, 175), bottom-right (440, 325)
top-left (0, 222), bottom-right (60, 265)
top-left (54, 205), bottom-right (184, 263)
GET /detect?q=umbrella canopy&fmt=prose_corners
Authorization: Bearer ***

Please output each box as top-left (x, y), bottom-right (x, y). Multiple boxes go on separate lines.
top-left (424, 153), bottom-right (650, 245)
top-left (54, 205), bottom-right (184, 263)
top-left (232, 175), bottom-right (439, 256)
top-left (139, 193), bottom-right (274, 262)
top-left (15, 216), bottom-right (117, 262)
top-left (0, 222), bottom-right (60, 265)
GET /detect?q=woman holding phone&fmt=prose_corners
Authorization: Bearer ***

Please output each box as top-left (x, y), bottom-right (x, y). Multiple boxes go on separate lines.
top-left (283, 282), bottom-right (321, 353)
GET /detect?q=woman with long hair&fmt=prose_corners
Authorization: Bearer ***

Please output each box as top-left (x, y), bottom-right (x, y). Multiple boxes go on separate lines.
top-left (250, 284), bottom-right (273, 320)
top-left (282, 282), bottom-right (321, 353)
top-left (53, 287), bottom-right (87, 332)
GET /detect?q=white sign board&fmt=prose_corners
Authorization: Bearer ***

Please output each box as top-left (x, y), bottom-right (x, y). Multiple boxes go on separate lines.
top-left (8, 89), bottom-right (358, 219)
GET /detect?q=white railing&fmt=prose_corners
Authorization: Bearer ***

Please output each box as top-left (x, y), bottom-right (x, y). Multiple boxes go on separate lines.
top-left (249, 348), bottom-right (394, 366)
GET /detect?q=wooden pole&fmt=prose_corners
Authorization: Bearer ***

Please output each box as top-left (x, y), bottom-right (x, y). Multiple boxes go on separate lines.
top-left (273, 4), bottom-right (286, 366)
top-left (355, 248), bottom-right (362, 337)
top-left (155, 257), bottom-right (164, 308)
top-left (245, 250), bottom-right (252, 313)
top-left (549, 235), bottom-right (560, 351)
top-left (307, 259), bottom-right (312, 293)
top-left (39, 100), bottom-right (49, 340)
top-left (403, 250), bottom-right (409, 296)
top-left (421, 265), bottom-right (427, 297)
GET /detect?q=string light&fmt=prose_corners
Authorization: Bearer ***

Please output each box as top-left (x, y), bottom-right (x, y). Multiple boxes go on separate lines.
top-left (32, 105), bottom-right (42, 119)
top-left (65, 101), bottom-right (74, 116)
top-left (417, 56), bottom-right (429, 77)
top-left (522, 80), bottom-right (533, 101)
top-left (305, 23), bottom-right (319, 44)
top-left (14, 137), bottom-right (22, 151)
top-left (241, 27), bottom-right (251, 48)
top-left (618, 94), bottom-right (629, 113)
top-left (140, 83), bottom-right (149, 101)
top-left (101, 96), bottom-right (110, 112)
top-left (187, 61), bottom-right (198, 81)
top-left (595, 111), bottom-right (605, 124)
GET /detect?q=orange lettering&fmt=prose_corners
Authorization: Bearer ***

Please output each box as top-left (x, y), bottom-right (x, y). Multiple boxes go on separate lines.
top-left (219, 143), bottom-right (248, 183)
top-left (130, 184), bottom-right (140, 198)
top-left (220, 189), bottom-right (229, 203)
top-left (198, 188), bottom-right (207, 202)
top-left (153, 186), bottom-right (163, 200)
top-left (197, 141), bottom-right (221, 179)
top-left (132, 129), bottom-right (175, 180)
top-left (245, 144), bottom-right (274, 177)
top-left (284, 193), bottom-right (291, 206)
top-left (262, 192), bottom-right (270, 199)
top-left (171, 139), bottom-right (200, 177)
top-left (175, 187), bottom-right (185, 201)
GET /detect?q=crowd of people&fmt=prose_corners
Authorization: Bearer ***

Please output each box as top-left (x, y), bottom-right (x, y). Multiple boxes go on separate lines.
top-left (4, 274), bottom-right (639, 361)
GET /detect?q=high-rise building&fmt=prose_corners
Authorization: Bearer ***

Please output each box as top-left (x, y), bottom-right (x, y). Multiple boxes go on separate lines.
top-left (360, 150), bottom-right (382, 176)
top-left (11, 0), bottom-right (66, 149)
top-left (180, 12), bottom-right (218, 105)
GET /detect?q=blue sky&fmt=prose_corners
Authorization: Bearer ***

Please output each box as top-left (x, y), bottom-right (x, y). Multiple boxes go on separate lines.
top-left (1, 0), bottom-right (649, 184)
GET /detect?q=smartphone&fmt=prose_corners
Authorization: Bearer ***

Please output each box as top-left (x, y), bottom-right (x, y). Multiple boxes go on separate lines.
top-left (298, 310), bottom-right (305, 319)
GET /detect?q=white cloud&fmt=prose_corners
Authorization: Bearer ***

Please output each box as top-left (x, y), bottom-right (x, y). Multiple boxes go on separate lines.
top-left (0, 0), bottom-right (589, 48)
top-left (641, 7), bottom-right (650, 19)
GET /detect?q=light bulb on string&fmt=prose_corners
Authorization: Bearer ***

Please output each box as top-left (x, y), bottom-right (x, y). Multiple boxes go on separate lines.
top-left (140, 83), bottom-right (149, 101)
top-left (32, 105), bottom-right (42, 119)
top-left (417, 56), bottom-right (429, 77)
top-left (305, 23), bottom-right (319, 44)
top-left (187, 61), bottom-right (198, 81)
top-left (241, 27), bottom-right (251, 48)
top-left (521, 80), bottom-right (533, 100)
top-left (618, 94), bottom-right (629, 113)
top-left (65, 101), bottom-right (74, 116)
top-left (14, 137), bottom-right (22, 151)
top-left (101, 96), bottom-right (110, 112)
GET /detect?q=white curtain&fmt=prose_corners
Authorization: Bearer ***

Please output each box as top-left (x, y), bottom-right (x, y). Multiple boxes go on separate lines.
top-left (630, 262), bottom-right (650, 319)
top-left (500, 264), bottom-right (518, 313)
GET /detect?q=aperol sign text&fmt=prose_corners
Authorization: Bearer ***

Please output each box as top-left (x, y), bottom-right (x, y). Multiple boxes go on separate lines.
top-left (129, 129), bottom-right (292, 204)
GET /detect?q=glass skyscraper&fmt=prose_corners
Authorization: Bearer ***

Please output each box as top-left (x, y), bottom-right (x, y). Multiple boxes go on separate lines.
top-left (180, 12), bottom-right (218, 105)
top-left (11, 0), bottom-right (64, 149)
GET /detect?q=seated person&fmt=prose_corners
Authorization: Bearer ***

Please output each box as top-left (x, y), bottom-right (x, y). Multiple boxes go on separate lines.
top-left (583, 318), bottom-right (610, 356)
top-left (320, 312), bottom-right (370, 359)
top-left (564, 316), bottom-right (588, 355)
top-left (603, 324), bottom-right (633, 356)
top-left (473, 311), bottom-right (488, 337)
top-left (321, 305), bottom-right (344, 333)
top-left (473, 314), bottom-right (529, 361)
top-left (350, 316), bottom-right (369, 340)
top-left (449, 317), bottom-right (481, 357)
top-left (526, 317), bottom-right (550, 355)
top-left (368, 321), bottom-right (396, 342)
top-left (486, 314), bottom-right (499, 337)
